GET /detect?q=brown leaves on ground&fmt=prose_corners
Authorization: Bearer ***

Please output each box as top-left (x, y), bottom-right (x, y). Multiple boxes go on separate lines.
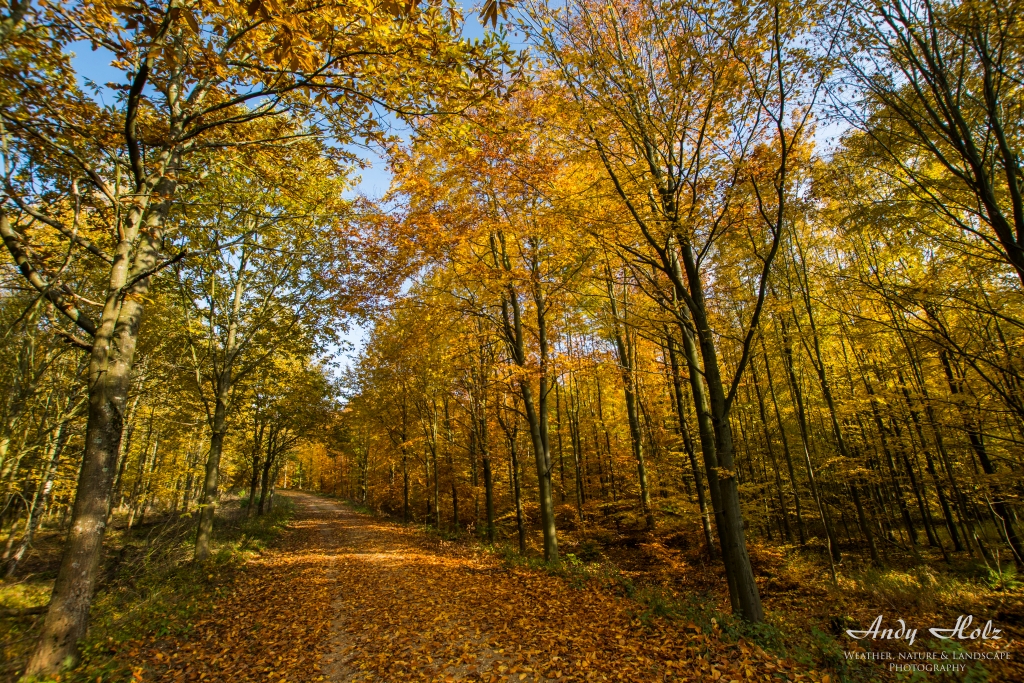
top-left (129, 495), bottom-right (338, 681)
top-left (130, 492), bottom-right (821, 682)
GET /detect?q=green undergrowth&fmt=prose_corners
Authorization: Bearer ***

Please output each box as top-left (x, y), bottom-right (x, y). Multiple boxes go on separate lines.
top-left (620, 585), bottom-right (883, 683)
top-left (345, 501), bottom-right (375, 517)
top-left (493, 543), bottom-right (620, 591)
top-left (6, 497), bottom-right (293, 683)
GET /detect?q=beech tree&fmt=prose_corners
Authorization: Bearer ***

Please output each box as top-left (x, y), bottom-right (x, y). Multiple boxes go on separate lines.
top-left (168, 132), bottom-right (353, 561)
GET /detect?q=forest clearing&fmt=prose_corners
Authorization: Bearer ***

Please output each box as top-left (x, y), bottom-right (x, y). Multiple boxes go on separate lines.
top-left (2, 0), bottom-right (1024, 680)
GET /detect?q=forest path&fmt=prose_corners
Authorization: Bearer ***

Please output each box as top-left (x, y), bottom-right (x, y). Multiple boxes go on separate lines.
top-left (141, 491), bottom-right (801, 682)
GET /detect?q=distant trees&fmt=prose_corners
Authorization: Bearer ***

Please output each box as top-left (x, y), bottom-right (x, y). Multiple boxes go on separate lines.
top-left (169, 137), bottom-right (350, 561)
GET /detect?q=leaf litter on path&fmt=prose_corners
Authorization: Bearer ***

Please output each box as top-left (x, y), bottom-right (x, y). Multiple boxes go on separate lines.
top-left (131, 492), bottom-right (820, 682)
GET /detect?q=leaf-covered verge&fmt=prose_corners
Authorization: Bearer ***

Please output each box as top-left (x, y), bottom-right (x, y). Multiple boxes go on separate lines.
top-left (1, 496), bottom-right (294, 682)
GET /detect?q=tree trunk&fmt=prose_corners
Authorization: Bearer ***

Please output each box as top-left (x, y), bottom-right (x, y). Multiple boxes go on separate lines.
top-left (779, 316), bottom-right (840, 568)
top-left (666, 334), bottom-right (715, 555)
top-left (761, 339), bottom-right (806, 545)
top-left (24, 181), bottom-right (175, 675)
top-left (750, 360), bottom-right (792, 543)
top-left (258, 429), bottom-right (277, 515)
top-left (195, 375), bottom-right (230, 562)
top-left (606, 269), bottom-right (654, 530)
top-left (789, 254), bottom-right (879, 565)
top-left (494, 232), bottom-right (558, 561)
top-left (503, 413), bottom-right (526, 556)
top-left (478, 392), bottom-right (495, 543)
top-left (247, 451), bottom-right (262, 517)
top-left (401, 398), bottom-right (410, 522)
top-left (6, 417), bottom-right (69, 577)
top-left (939, 349), bottom-right (1024, 564)
top-left (195, 258), bottom-right (246, 562)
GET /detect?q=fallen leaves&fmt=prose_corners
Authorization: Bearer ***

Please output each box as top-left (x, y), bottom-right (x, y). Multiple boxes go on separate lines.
top-left (319, 497), bottom-right (822, 682)
top-left (128, 496), bottom-right (338, 681)
top-left (120, 492), bottom-right (826, 682)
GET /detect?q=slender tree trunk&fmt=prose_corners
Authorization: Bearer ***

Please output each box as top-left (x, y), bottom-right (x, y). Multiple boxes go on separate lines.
top-left (570, 374), bottom-right (587, 518)
top-left (606, 269), bottom-right (654, 530)
top-left (939, 350), bottom-right (1024, 564)
top-left (195, 374), bottom-right (230, 562)
top-left (258, 429), bottom-right (277, 515)
top-left (246, 421), bottom-right (265, 516)
top-left (884, 370), bottom-right (941, 549)
top-left (666, 334), bottom-right (715, 555)
top-left (429, 401), bottom-right (441, 529)
top-left (860, 362), bottom-right (919, 546)
top-left (444, 399), bottom-right (459, 531)
top-left (779, 317), bottom-right (839, 577)
top-left (247, 452), bottom-right (262, 516)
top-left (801, 320), bottom-right (879, 564)
top-left (761, 339), bottom-right (806, 544)
top-left (7, 417), bottom-right (69, 577)
top-left (109, 391), bottom-right (141, 519)
top-left (676, 315), bottom-right (730, 576)
top-left (751, 360), bottom-right (792, 542)
top-left (401, 398), bottom-right (410, 522)
top-left (555, 379), bottom-right (566, 503)
top-left (530, 255), bottom-right (558, 561)
top-left (501, 410), bottom-right (527, 556)
top-left (195, 258), bottom-right (246, 562)
top-left (668, 242), bottom-right (757, 617)
top-left (595, 375), bottom-right (617, 502)
top-left (494, 233), bottom-right (558, 561)
top-left (478, 388), bottom-right (495, 543)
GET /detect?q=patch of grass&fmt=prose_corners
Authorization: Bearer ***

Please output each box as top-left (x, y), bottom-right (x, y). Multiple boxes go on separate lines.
top-left (1, 581), bottom-right (53, 681)
top-left (495, 544), bottom-right (548, 571)
top-left (493, 544), bottom-right (609, 590)
top-left (347, 501), bottom-right (374, 516)
top-left (423, 524), bottom-right (463, 542)
top-left (983, 555), bottom-right (1022, 593)
top-left (802, 626), bottom-right (863, 683)
top-left (576, 539), bottom-right (602, 563)
top-left (0, 581), bottom-right (51, 611)
top-left (839, 564), bottom-right (992, 614)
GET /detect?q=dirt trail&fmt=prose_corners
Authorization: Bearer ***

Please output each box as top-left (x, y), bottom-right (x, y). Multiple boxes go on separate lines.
top-left (140, 491), bottom-right (809, 682)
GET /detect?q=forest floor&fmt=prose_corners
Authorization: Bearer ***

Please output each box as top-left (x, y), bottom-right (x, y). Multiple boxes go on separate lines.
top-left (123, 491), bottom-right (819, 682)
top-left (5, 491), bottom-right (1023, 682)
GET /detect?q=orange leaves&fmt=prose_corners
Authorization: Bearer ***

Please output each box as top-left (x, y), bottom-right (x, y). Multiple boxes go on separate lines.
top-left (107, 493), bottom-right (830, 682)
top-left (123, 498), bottom-right (337, 681)
top-left (318, 496), bottom-right (817, 682)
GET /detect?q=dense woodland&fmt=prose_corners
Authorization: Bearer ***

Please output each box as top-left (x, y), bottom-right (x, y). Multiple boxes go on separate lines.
top-left (1, 0), bottom-right (1023, 678)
